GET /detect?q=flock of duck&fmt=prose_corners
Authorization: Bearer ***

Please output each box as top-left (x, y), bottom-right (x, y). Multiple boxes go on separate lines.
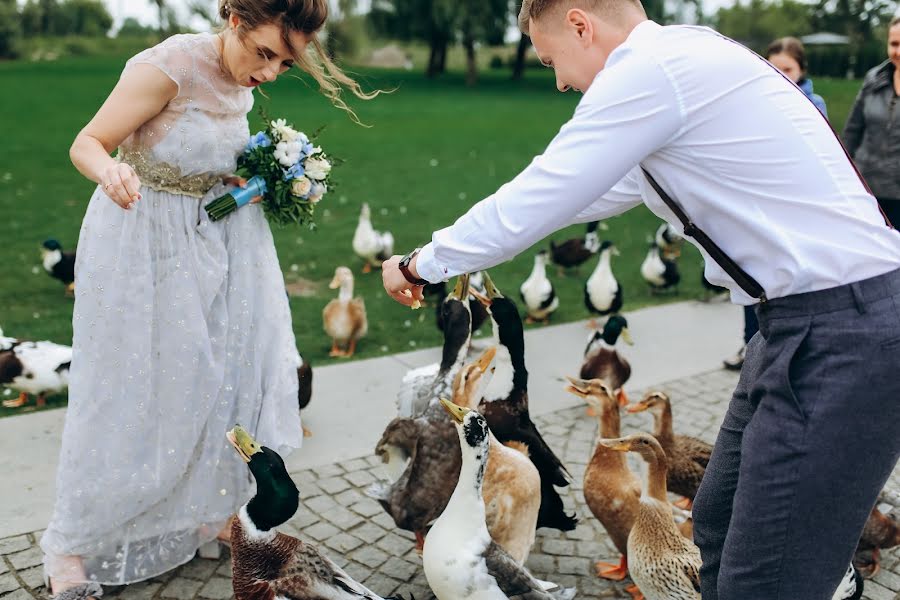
top-left (4, 210), bottom-right (899, 599)
top-left (220, 267), bottom-right (894, 599)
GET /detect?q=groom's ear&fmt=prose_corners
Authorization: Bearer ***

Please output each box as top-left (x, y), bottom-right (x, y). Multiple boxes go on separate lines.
top-left (565, 8), bottom-right (593, 43)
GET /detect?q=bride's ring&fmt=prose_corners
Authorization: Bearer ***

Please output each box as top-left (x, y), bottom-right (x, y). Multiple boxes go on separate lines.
top-left (104, 183), bottom-right (113, 190)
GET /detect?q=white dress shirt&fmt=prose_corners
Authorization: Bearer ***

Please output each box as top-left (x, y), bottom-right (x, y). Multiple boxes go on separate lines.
top-left (415, 20), bottom-right (900, 305)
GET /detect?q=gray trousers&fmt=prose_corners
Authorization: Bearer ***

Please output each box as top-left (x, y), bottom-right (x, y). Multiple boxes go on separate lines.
top-left (693, 267), bottom-right (900, 599)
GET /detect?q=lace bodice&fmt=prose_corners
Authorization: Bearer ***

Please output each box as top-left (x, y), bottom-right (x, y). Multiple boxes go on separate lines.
top-left (118, 33), bottom-right (254, 197)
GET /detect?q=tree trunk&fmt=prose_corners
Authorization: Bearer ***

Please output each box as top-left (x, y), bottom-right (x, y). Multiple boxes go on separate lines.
top-left (512, 33), bottom-right (529, 80)
top-left (463, 33), bottom-right (477, 86)
top-left (427, 35), bottom-right (448, 78)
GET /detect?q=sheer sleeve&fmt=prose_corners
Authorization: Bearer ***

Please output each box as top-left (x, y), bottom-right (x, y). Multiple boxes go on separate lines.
top-left (124, 37), bottom-right (195, 94)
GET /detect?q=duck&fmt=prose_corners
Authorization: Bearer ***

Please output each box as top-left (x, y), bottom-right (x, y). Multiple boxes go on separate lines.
top-left (640, 243), bottom-right (680, 294)
top-left (584, 241), bottom-right (622, 327)
top-left (423, 399), bottom-right (576, 600)
top-left (564, 377), bottom-right (641, 583)
top-left (520, 251), bottom-right (559, 324)
top-left (395, 274), bottom-right (472, 418)
top-left (297, 354), bottom-right (313, 437)
top-left (599, 433), bottom-right (702, 600)
top-left (832, 564), bottom-right (865, 600)
top-left (654, 223), bottom-right (683, 259)
top-left (225, 426), bottom-right (410, 600)
top-left (41, 239), bottom-right (76, 296)
top-left (369, 280), bottom-right (474, 551)
top-left (854, 503), bottom-right (900, 578)
top-left (626, 391), bottom-right (712, 510)
top-left (322, 266), bottom-right (367, 358)
top-left (0, 332), bottom-right (72, 409)
top-left (580, 315), bottom-right (633, 409)
top-left (470, 273), bottom-right (578, 532)
top-left (426, 272), bottom-right (489, 335)
top-left (352, 203), bottom-right (394, 273)
top-left (452, 347), bottom-right (541, 564)
top-left (549, 221), bottom-right (602, 275)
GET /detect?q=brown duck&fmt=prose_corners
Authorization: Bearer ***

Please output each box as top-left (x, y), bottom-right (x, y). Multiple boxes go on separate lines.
top-left (626, 391), bottom-right (712, 510)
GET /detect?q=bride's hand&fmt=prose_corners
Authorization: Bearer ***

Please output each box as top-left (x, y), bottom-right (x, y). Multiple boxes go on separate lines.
top-left (223, 175), bottom-right (263, 204)
top-left (100, 163), bottom-right (142, 209)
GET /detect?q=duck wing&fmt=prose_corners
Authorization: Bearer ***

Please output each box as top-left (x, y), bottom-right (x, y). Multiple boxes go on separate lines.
top-left (273, 540), bottom-right (393, 599)
top-left (484, 541), bottom-right (575, 599)
top-left (676, 435), bottom-right (713, 469)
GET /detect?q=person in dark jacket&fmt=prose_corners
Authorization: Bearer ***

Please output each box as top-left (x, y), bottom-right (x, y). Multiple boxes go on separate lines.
top-left (844, 16), bottom-right (900, 226)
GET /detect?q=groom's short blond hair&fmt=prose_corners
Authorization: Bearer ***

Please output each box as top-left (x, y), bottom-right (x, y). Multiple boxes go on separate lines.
top-left (518, 0), bottom-right (644, 34)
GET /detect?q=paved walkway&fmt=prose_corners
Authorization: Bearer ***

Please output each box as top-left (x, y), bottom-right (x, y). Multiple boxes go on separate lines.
top-left (3, 301), bottom-right (899, 599)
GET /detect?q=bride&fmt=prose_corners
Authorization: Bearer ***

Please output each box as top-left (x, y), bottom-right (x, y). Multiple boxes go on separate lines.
top-left (40, 2), bottom-right (377, 598)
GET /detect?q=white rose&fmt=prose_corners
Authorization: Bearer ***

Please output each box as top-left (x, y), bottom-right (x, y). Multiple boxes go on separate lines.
top-left (304, 157), bottom-right (332, 180)
top-left (308, 182), bottom-right (327, 203)
top-left (291, 176), bottom-right (312, 197)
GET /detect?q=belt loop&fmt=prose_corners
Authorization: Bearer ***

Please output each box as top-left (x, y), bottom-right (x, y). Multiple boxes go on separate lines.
top-left (850, 281), bottom-right (866, 314)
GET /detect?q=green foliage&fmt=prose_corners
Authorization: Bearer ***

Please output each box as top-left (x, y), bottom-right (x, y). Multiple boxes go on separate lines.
top-left (0, 0), bottom-right (22, 59)
top-left (714, 0), bottom-right (814, 49)
top-left (19, 0), bottom-right (111, 37)
top-left (117, 17), bottom-right (158, 38)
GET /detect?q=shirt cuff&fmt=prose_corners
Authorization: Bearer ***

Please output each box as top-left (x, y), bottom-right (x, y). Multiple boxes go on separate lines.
top-left (415, 243), bottom-right (448, 284)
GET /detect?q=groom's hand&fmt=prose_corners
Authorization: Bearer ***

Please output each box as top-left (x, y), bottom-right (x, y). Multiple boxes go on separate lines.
top-left (383, 255), bottom-right (425, 307)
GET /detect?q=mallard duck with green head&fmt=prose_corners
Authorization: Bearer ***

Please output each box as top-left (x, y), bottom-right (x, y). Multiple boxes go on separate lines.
top-left (225, 426), bottom-right (410, 600)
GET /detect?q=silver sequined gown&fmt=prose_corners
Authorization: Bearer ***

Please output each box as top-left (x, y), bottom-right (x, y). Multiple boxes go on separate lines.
top-left (41, 32), bottom-right (302, 586)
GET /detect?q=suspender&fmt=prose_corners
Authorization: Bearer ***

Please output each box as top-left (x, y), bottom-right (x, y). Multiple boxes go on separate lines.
top-left (641, 167), bottom-right (768, 302)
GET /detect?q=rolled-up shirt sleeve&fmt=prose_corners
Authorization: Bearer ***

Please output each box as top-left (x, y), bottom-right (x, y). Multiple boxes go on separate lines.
top-left (415, 53), bottom-right (685, 283)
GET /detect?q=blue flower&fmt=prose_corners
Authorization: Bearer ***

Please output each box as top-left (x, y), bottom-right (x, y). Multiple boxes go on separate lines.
top-left (283, 162), bottom-right (305, 181)
top-left (300, 141), bottom-right (316, 157)
top-left (247, 131), bottom-right (272, 151)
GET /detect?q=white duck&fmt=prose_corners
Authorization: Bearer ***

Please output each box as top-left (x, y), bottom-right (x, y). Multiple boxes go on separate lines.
top-left (640, 243), bottom-right (680, 294)
top-left (352, 203), bottom-right (394, 273)
top-left (0, 328), bottom-right (72, 408)
top-left (584, 240), bottom-right (622, 327)
top-left (424, 398), bottom-right (576, 600)
top-left (520, 251), bottom-right (559, 324)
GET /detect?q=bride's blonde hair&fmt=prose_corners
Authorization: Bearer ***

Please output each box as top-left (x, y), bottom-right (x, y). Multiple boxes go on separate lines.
top-left (219, 0), bottom-right (379, 122)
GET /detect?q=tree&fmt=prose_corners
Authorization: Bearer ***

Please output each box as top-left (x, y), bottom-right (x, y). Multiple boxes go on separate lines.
top-left (117, 16), bottom-right (156, 37)
top-left (714, 0), bottom-right (814, 50)
top-left (0, 0), bottom-right (21, 58)
top-left (369, 0), bottom-right (459, 77)
top-left (58, 0), bottom-right (113, 36)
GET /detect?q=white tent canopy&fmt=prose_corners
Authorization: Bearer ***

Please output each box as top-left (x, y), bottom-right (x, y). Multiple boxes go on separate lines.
top-left (800, 32), bottom-right (851, 45)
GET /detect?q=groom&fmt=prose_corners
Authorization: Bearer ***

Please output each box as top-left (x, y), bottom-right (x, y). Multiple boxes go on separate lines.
top-left (382, 0), bottom-right (900, 598)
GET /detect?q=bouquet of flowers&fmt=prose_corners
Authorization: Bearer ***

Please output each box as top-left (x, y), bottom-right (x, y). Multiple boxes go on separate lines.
top-left (205, 116), bottom-right (333, 228)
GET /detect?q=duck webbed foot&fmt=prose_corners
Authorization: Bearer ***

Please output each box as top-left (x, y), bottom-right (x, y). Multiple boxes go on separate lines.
top-left (2, 392), bottom-right (28, 408)
top-left (595, 555), bottom-right (628, 580)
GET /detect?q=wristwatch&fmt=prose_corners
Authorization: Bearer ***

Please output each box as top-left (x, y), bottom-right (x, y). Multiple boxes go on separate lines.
top-left (399, 248), bottom-right (429, 286)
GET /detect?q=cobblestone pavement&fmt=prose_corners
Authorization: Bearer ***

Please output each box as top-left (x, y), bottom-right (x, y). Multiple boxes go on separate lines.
top-left (3, 368), bottom-right (899, 599)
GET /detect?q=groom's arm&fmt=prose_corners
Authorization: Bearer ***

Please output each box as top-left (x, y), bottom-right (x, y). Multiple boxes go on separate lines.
top-left (410, 56), bottom-right (684, 283)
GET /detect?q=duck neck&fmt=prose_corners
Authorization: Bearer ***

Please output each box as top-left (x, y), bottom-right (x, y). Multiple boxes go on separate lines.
top-left (338, 279), bottom-right (354, 302)
top-left (530, 258), bottom-right (546, 281)
top-left (596, 250), bottom-right (611, 274)
top-left (652, 404), bottom-right (675, 451)
top-left (643, 447), bottom-right (669, 503)
top-left (591, 400), bottom-right (626, 468)
top-left (446, 449), bottom-right (487, 523)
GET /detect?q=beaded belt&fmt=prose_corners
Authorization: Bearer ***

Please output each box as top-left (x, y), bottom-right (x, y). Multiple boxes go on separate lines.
top-left (117, 150), bottom-right (222, 198)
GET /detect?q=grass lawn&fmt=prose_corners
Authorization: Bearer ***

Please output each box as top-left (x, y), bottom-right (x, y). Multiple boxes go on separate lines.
top-left (0, 51), bottom-right (864, 416)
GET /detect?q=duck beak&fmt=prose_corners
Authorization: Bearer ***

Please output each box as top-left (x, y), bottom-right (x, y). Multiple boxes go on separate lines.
top-left (564, 375), bottom-right (591, 397)
top-left (621, 328), bottom-right (634, 346)
top-left (468, 286), bottom-right (491, 307)
top-left (440, 398), bottom-right (469, 424)
top-left (598, 437), bottom-right (631, 452)
top-left (449, 273), bottom-right (470, 301)
top-left (625, 402), bottom-right (648, 413)
top-left (329, 274), bottom-right (342, 289)
top-left (226, 425), bottom-right (261, 462)
top-left (481, 271), bottom-right (504, 300)
top-left (474, 347), bottom-right (497, 373)
top-left (612, 246), bottom-right (621, 257)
